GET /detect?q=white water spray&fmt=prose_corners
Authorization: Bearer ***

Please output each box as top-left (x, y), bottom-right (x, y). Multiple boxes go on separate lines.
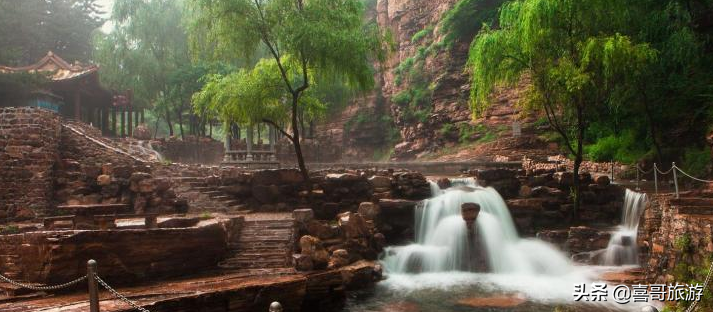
top-left (601, 189), bottom-right (647, 265)
top-left (383, 178), bottom-right (573, 275)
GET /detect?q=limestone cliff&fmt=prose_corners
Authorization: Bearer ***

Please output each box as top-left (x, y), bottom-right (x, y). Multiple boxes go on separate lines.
top-left (316, 0), bottom-right (538, 161)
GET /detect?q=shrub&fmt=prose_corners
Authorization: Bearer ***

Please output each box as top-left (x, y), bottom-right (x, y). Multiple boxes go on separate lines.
top-left (681, 147), bottom-right (711, 177)
top-left (585, 132), bottom-right (646, 164)
top-left (411, 26), bottom-right (434, 44)
top-left (392, 90), bottom-right (412, 106)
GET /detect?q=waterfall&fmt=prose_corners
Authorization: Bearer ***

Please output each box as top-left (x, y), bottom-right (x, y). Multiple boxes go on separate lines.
top-left (382, 178), bottom-right (573, 275)
top-left (601, 189), bottom-right (647, 265)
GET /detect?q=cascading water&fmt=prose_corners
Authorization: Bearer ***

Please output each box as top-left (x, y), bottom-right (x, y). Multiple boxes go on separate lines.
top-left (354, 178), bottom-right (660, 312)
top-left (601, 189), bottom-right (647, 265)
top-left (382, 177), bottom-right (573, 275)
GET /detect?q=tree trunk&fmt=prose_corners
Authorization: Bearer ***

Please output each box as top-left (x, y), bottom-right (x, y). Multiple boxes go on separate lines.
top-left (177, 103), bottom-right (185, 140)
top-left (291, 95), bottom-right (309, 183)
top-left (572, 105), bottom-right (585, 223)
top-left (165, 108), bottom-right (174, 136)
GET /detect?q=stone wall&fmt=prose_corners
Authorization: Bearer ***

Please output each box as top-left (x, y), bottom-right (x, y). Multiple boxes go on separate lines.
top-left (55, 123), bottom-right (185, 214)
top-left (152, 137), bottom-right (224, 165)
top-left (0, 218), bottom-right (240, 286)
top-left (644, 195), bottom-right (713, 283)
top-left (468, 167), bottom-right (624, 235)
top-left (0, 107), bottom-right (61, 221)
top-left (217, 168), bottom-right (430, 218)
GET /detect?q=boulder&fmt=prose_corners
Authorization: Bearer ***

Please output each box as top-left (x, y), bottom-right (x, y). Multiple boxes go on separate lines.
top-left (299, 235), bottom-right (329, 268)
top-left (595, 175), bottom-right (610, 186)
top-left (461, 203), bottom-right (481, 225)
top-left (326, 173), bottom-right (361, 182)
top-left (293, 254), bottom-right (314, 271)
top-left (368, 175), bottom-right (392, 188)
top-left (293, 208), bottom-right (314, 224)
top-left (530, 186), bottom-right (563, 198)
top-left (357, 202), bottom-right (380, 221)
top-left (436, 178), bottom-right (452, 190)
top-left (306, 220), bottom-right (336, 240)
top-left (328, 249), bottom-right (350, 269)
top-left (97, 174), bottom-right (112, 186)
top-left (137, 179), bottom-right (155, 193)
top-left (338, 212), bottom-right (370, 239)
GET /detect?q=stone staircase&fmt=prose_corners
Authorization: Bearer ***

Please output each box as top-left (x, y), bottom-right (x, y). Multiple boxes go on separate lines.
top-left (218, 216), bottom-right (295, 271)
top-left (171, 176), bottom-right (250, 213)
top-left (670, 197), bottom-right (713, 215)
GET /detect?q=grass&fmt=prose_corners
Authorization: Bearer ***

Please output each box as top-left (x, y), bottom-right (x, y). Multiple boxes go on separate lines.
top-left (0, 225), bottom-right (20, 235)
top-left (411, 26), bottom-right (434, 44)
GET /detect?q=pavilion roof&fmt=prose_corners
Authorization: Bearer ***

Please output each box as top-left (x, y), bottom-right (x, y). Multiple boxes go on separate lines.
top-left (0, 51), bottom-right (99, 82)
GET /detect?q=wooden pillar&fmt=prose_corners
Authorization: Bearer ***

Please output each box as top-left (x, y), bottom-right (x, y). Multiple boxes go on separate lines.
top-left (74, 91), bottom-right (81, 121)
top-left (112, 107), bottom-right (117, 136)
top-left (120, 106), bottom-right (126, 137)
top-left (101, 108), bottom-right (109, 135)
top-left (127, 93), bottom-right (133, 137)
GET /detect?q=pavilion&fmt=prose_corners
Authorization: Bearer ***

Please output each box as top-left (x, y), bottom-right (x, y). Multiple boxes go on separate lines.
top-left (0, 51), bottom-right (122, 136)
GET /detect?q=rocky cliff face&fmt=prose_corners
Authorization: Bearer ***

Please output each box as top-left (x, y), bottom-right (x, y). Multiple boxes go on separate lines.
top-left (316, 0), bottom-right (531, 161)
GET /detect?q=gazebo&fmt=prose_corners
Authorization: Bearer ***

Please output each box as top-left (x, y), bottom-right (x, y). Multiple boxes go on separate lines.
top-left (0, 51), bottom-right (116, 135)
top-left (222, 123), bottom-right (280, 168)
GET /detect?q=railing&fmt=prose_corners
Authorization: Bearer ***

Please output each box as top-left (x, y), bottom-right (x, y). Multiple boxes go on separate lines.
top-left (635, 162), bottom-right (713, 198)
top-left (0, 259), bottom-right (285, 312)
top-left (0, 260), bottom-right (150, 312)
top-left (224, 150), bottom-right (277, 162)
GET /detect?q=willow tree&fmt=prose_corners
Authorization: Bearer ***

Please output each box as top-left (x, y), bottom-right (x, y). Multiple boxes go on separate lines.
top-left (188, 0), bottom-right (386, 181)
top-left (94, 0), bottom-right (193, 137)
top-left (469, 0), bottom-right (656, 220)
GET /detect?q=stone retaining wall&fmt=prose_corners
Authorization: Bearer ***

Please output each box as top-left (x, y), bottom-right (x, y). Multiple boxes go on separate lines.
top-left (644, 196), bottom-right (713, 283)
top-left (0, 218), bottom-right (240, 286)
top-left (0, 107), bottom-right (61, 221)
top-left (152, 138), bottom-right (224, 165)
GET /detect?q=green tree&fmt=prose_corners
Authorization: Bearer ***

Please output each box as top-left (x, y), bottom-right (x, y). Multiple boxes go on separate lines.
top-left (94, 0), bottom-right (193, 137)
top-left (188, 0), bottom-right (387, 181)
top-left (0, 0), bottom-right (104, 65)
top-left (469, 0), bottom-right (656, 220)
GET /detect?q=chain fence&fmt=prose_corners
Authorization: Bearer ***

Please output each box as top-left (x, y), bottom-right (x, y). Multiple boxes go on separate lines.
top-left (686, 259), bottom-right (713, 312)
top-left (0, 273), bottom-right (87, 291)
top-left (0, 267), bottom-right (150, 312)
top-left (94, 273), bottom-right (151, 312)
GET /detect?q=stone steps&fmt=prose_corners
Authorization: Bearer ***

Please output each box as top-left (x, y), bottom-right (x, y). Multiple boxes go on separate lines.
top-left (670, 197), bottom-right (713, 215)
top-left (677, 205), bottom-right (713, 215)
top-left (219, 216), bottom-right (295, 271)
top-left (671, 197), bottom-right (713, 207)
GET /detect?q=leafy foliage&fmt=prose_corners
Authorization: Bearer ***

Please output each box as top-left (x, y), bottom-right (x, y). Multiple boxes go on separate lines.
top-left (0, 0), bottom-right (104, 65)
top-left (188, 0), bottom-right (387, 179)
top-left (438, 0), bottom-right (504, 50)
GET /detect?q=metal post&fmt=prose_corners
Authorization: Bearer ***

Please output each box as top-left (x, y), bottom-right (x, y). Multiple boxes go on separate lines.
top-left (611, 161), bottom-right (615, 183)
top-left (673, 162), bottom-right (679, 199)
top-left (654, 163), bottom-right (659, 194)
top-left (87, 260), bottom-right (100, 312)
